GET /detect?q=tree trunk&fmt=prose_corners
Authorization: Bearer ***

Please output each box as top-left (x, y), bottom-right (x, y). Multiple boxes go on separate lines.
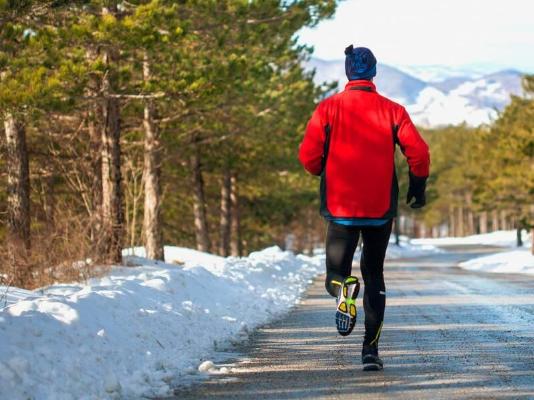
top-left (293, 228), bottom-right (305, 254)
top-left (420, 223), bottom-right (427, 238)
top-left (142, 54), bottom-right (164, 261)
top-left (128, 169), bottom-right (143, 250)
top-left (491, 209), bottom-right (499, 232)
top-left (130, 187), bottom-right (138, 248)
top-left (516, 226), bottom-right (523, 247)
top-left (88, 108), bottom-right (102, 222)
top-left (401, 215), bottom-right (410, 237)
top-left (464, 193), bottom-right (475, 235)
top-left (394, 217), bottom-right (401, 246)
top-left (413, 220), bottom-right (421, 238)
top-left (479, 211), bottom-right (488, 234)
top-left (219, 168), bottom-right (231, 257)
top-left (456, 206), bottom-right (464, 237)
top-left (38, 174), bottom-right (54, 229)
top-left (4, 114), bottom-right (31, 270)
top-left (190, 147), bottom-right (211, 252)
top-left (449, 206), bottom-right (455, 237)
top-left (467, 210), bottom-right (475, 235)
top-left (100, 19), bottom-right (123, 264)
top-left (305, 207), bottom-right (314, 256)
top-left (86, 47), bottom-right (103, 251)
top-left (499, 210), bottom-right (507, 231)
top-left (230, 173), bottom-right (242, 257)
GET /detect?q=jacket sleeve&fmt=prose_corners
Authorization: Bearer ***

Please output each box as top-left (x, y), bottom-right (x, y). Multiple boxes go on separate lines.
top-left (299, 102), bottom-right (328, 176)
top-left (396, 107), bottom-right (430, 178)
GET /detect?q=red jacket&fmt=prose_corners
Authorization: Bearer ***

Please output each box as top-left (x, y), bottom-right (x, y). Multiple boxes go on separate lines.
top-left (299, 80), bottom-right (430, 221)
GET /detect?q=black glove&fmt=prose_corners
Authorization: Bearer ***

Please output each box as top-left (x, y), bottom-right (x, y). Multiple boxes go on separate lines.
top-left (406, 172), bottom-right (427, 209)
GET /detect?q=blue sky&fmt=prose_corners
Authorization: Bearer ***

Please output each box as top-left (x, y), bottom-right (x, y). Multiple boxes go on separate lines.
top-left (298, 0), bottom-right (534, 73)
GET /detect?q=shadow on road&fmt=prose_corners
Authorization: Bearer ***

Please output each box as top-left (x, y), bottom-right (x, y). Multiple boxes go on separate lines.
top-left (169, 248), bottom-right (534, 400)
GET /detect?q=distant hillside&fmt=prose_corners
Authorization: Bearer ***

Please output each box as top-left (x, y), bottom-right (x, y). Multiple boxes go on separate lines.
top-left (305, 58), bottom-right (524, 127)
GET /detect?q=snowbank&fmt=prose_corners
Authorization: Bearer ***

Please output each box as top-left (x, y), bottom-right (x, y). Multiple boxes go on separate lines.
top-left (412, 230), bottom-right (531, 248)
top-left (0, 246), bottom-right (323, 400)
top-left (0, 240), bottom-right (440, 400)
top-left (459, 249), bottom-right (534, 275)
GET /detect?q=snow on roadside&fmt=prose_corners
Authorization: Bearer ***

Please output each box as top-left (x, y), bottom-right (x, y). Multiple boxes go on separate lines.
top-left (0, 246), bottom-right (323, 400)
top-left (0, 240), bottom-right (440, 400)
top-left (459, 249), bottom-right (534, 275)
top-left (412, 230), bottom-right (531, 248)
top-left (412, 230), bottom-right (533, 275)
top-left (124, 246), bottom-right (225, 272)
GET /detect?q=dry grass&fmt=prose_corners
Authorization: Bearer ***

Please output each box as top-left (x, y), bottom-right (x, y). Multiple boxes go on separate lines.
top-left (0, 213), bottom-right (111, 290)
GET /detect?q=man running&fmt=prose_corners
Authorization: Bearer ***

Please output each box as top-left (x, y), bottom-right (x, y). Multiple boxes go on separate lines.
top-left (298, 45), bottom-right (430, 371)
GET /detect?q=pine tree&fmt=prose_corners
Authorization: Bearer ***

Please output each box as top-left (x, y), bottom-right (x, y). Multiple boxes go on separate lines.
top-left (0, 0), bottom-right (66, 282)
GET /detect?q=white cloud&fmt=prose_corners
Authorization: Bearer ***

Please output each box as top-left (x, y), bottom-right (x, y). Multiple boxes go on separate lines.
top-left (298, 0), bottom-right (534, 72)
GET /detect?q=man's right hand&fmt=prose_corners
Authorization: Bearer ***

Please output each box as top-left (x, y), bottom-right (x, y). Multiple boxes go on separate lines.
top-left (406, 172), bottom-right (427, 209)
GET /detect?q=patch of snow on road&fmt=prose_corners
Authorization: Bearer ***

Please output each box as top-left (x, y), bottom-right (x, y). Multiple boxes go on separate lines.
top-left (459, 249), bottom-right (534, 275)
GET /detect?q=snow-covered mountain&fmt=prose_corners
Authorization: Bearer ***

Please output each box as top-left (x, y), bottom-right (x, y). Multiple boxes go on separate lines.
top-left (395, 64), bottom-right (488, 82)
top-left (306, 58), bottom-right (524, 127)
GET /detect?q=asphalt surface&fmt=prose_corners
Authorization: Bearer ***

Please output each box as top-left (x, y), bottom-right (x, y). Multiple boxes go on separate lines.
top-left (170, 246), bottom-right (534, 400)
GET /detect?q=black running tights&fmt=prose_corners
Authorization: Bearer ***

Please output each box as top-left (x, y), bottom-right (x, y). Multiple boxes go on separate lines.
top-left (325, 220), bottom-right (393, 346)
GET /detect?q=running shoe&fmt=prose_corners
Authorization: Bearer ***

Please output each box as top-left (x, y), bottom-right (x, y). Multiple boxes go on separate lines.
top-left (362, 344), bottom-right (383, 371)
top-left (334, 276), bottom-right (360, 336)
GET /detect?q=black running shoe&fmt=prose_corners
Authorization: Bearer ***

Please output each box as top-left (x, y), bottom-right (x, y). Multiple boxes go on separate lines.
top-left (362, 344), bottom-right (383, 371)
top-left (335, 276), bottom-right (360, 336)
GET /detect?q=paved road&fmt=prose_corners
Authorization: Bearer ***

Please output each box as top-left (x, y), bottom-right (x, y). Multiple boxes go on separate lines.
top-left (171, 246), bottom-right (534, 400)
